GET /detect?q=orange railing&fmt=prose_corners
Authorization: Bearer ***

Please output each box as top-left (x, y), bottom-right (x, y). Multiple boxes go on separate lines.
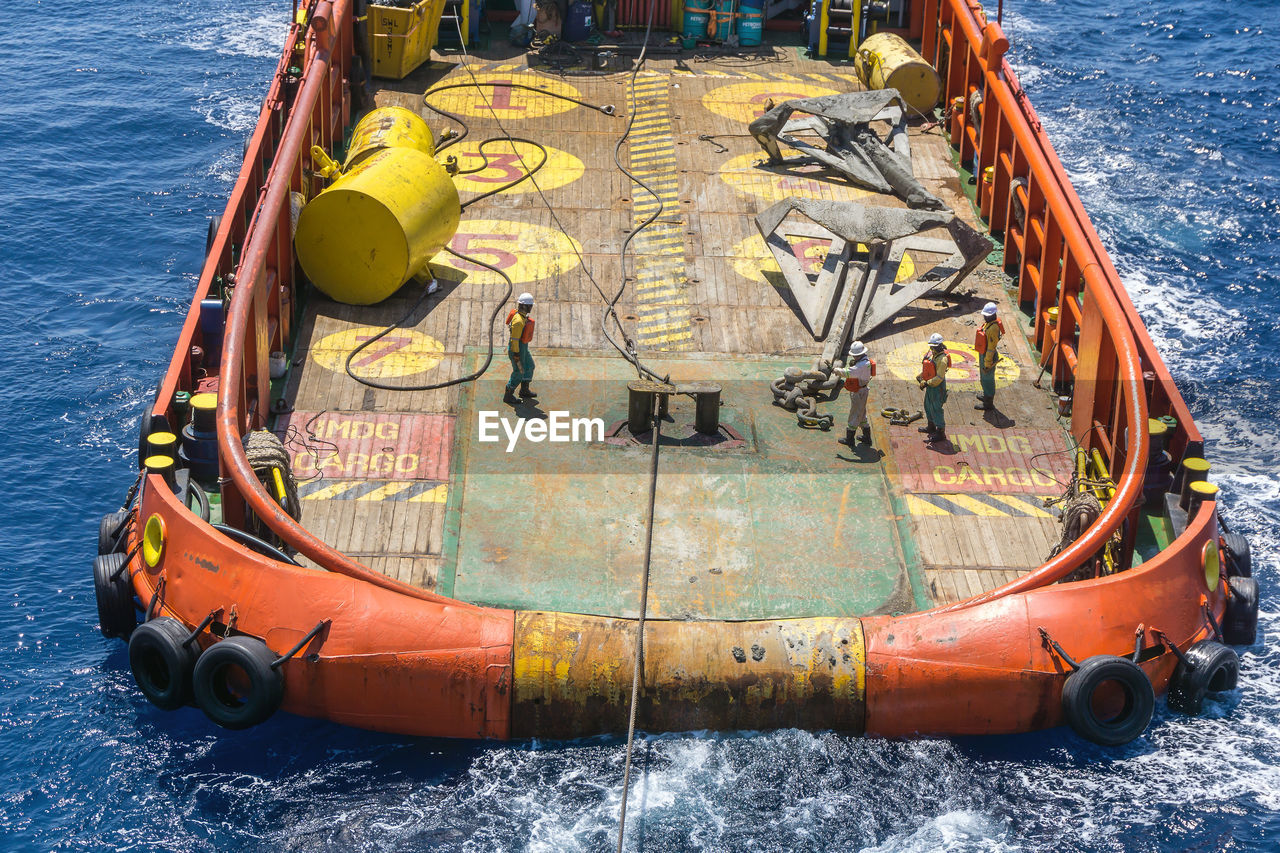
top-left (210, 0), bottom-right (461, 604)
top-left (152, 0), bottom-right (1195, 602)
top-left (919, 0), bottom-right (1203, 604)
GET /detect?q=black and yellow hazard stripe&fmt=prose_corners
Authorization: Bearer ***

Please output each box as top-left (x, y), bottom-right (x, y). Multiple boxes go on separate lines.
top-left (905, 492), bottom-right (1053, 518)
top-left (297, 479), bottom-right (448, 503)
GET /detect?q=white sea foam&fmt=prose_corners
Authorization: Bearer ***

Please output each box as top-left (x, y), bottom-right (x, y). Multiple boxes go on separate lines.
top-left (181, 7), bottom-right (287, 59)
top-left (194, 90), bottom-right (264, 134)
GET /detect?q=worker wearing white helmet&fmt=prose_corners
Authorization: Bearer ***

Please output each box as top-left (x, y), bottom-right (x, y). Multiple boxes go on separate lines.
top-left (503, 292), bottom-right (537, 405)
top-left (974, 301), bottom-right (1004, 411)
top-left (915, 332), bottom-right (951, 442)
top-left (834, 341), bottom-right (875, 448)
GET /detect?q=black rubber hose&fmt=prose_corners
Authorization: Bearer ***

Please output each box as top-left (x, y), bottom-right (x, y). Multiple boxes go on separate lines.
top-left (186, 478), bottom-right (211, 523)
top-left (423, 83), bottom-right (615, 154)
top-left (343, 246), bottom-right (515, 392)
top-left (458, 136), bottom-right (549, 209)
top-left (602, 0), bottom-right (669, 386)
top-left (212, 523), bottom-right (303, 567)
top-left (425, 25), bottom-right (648, 381)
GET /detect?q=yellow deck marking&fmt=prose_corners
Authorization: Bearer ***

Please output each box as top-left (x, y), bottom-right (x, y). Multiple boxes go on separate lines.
top-left (300, 480), bottom-right (365, 501)
top-left (625, 86), bottom-right (692, 351)
top-left (939, 493), bottom-right (1013, 517)
top-left (883, 340), bottom-right (1022, 388)
top-left (986, 494), bottom-right (1054, 518)
top-left (296, 480), bottom-right (449, 503)
top-left (718, 151), bottom-right (878, 205)
top-left (905, 494), bottom-right (950, 516)
top-left (437, 219), bottom-right (582, 287)
top-left (355, 482), bottom-right (416, 501)
top-left (426, 72), bottom-right (583, 119)
top-left (407, 484), bottom-right (449, 503)
top-left (638, 319), bottom-right (690, 334)
top-left (729, 233), bottom-right (917, 286)
top-left (701, 81), bottom-right (840, 123)
top-left (906, 493), bottom-right (1054, 518)
top-left (453, 139), bottom-right (584, 194)
top-left (312, 327), bottom-right (444, 379)
top-left (644, 331), bottom-right (694, 344)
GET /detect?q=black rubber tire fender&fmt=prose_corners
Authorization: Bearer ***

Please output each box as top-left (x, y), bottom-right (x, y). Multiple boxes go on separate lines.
top-left (136, 388), bottom-right (170, 470)
top-left (1223, 575), bottom-right (1259, 646)
top-left (192, 636), bottom-right (284, 730)
top-left (1221, 531), bottom-right (1252, 578)
top-left (128, 617), bottom-right (199, 711)
top-left (93, 553), bottom-right (137, 640)
top-left (206, 213), bottom-right (223, 259)
top-left (98, 511), bottom-right (129, 556)
top-left (1166, 640), bottom-right (1239, 716)
top-left (1061, 654), bottom-right (1154, 746)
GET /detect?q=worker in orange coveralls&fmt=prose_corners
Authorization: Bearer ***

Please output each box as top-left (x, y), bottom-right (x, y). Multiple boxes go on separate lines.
top-left (835, 340), bottom-right (875, 448)
top-left (503, 292), bottom-right (537, 406)
top-left (974, 301), bottom-right (1004, 411)
top-left (916, 332), bottom-right (951, 442)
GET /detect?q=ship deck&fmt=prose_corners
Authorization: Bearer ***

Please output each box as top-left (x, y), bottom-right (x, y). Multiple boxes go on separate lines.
top-left (275, 44), bottom-right (1073, 619)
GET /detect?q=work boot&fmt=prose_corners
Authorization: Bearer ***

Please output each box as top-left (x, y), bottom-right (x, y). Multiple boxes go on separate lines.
top-left (858, 425), bottom-right (872, 445)
top-left (974, 396), bottom-right (993, 411)
top-left (930, 429), bottom-right (948, 444)
top-left (519, 381), bottom-right (538, 399)
top-left (503, 386), bottom-right (520, 405)
top-left (839, 428), bottom-right (855, 447)
top-left (917, 420), bottom-right (936, 434)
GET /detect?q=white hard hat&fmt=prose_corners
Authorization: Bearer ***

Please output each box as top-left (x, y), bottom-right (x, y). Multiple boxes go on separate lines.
top-left (982, 301), bottom-right (998, 318)
top-left (517, 292), bottom-right (534, 306)
top-left (848, 340), bottom-right (868, 358)
top-left (928, 333), bottom-right (945, 347)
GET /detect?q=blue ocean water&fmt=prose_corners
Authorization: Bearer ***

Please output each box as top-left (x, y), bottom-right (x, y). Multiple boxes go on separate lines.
top-left (1, 0), bottom-right (1277, 849)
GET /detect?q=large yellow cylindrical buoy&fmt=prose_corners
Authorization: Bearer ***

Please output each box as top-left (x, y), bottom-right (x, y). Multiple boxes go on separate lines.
top-left (294, 146), bottom-right (461, 305)
top-left (854, 32), bottom-right (942, 115)
top-left (342, 106), bottom-right (437, 170)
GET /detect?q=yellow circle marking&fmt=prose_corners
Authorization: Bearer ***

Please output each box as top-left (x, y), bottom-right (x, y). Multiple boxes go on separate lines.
top-left (882, 340), bottom-right (1021, 388)
top-left (719, 151), bottom-right (877, 204)
top-left (313, 327), bottom-right (445, 380)
top-left (426, 73), bottom-right (583, 120)
top-left (453, 139), bottom-right (584, 195)
top-left (730, 233), bottom-right (917, 286)
top-left (438, 219), bottom-right (582, 286)
top-left (701, 82), bottom-right (841, 124)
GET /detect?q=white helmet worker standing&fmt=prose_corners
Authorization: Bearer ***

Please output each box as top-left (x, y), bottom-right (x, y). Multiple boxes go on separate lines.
top-left (503, 292), bottom-right (538, 405)
top-left (975, 301), bottom-right (1004, 411)
top-left (916, 333), bottom-right (952, 442)
top-left (836, 341), bottom-right (875, 449)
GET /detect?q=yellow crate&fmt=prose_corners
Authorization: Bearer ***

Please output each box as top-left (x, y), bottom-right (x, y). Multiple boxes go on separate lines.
top-left (369, 0), bottom-right (445, 80)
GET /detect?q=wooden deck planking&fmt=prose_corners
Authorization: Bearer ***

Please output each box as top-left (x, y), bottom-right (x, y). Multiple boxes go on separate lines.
top-left (279, 48), bottom-right (1074, 604)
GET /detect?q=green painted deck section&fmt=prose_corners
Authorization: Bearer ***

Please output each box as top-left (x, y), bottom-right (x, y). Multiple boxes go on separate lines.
top-left (443, 350), bottom-right (915, 620)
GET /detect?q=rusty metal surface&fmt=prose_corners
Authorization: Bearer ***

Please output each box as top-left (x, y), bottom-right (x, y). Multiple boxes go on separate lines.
top-left (512, 611), bottom-right (866, 738)
top-left (748, 90), bottom-right (944, 209)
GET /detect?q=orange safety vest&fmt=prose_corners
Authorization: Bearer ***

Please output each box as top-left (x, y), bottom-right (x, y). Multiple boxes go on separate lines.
top-left (920, 350), bottom-right (951, 381)
top-left (974, 318), bottom-right (1005, 354)
top-left (506, 309), bottom-right (535, 343)
top-left (844, 359), bottom-right (876, 392)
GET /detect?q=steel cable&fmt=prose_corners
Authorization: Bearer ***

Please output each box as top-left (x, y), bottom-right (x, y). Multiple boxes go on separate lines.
top-left (616, 405), bottom-right (661, 853)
